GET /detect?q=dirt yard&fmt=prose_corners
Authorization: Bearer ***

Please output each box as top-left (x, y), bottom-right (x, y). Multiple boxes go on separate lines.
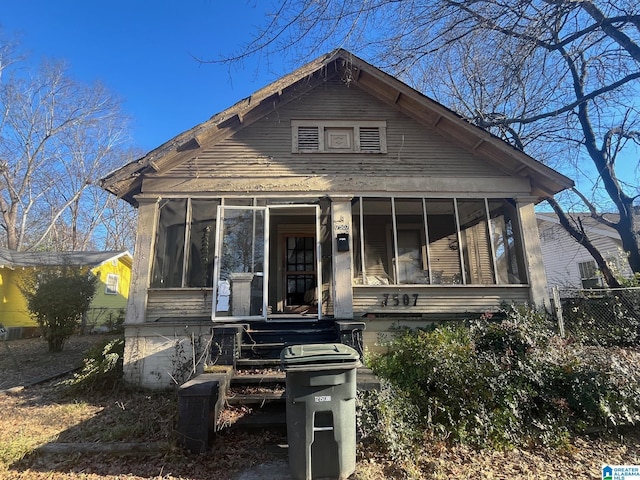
top-left (1, 335), bottom-right (639, 479)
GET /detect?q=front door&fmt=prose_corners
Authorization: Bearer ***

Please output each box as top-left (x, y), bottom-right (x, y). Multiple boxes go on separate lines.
top-left (283, 232), bottom-right (317, 314)
top-left (271, 206), bottom-right (322, 320)
top-left (212, 206), bottom-right (268, 321)
top-left (212, 204), bottom-right (322, 321)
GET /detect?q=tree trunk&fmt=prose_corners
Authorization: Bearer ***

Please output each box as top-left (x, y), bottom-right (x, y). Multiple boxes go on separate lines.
top-left (613, 203), bottom-right (640, 274)
top-left (547, 197), bottom-right (622, 288)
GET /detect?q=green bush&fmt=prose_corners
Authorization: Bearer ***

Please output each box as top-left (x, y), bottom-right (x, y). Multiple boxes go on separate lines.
top-left (20, 266), bottom-right (97, 352)
top-left (64, 337), bottom-right (124, 394)
top-left (357, 386), bottom-right (422, 462)
top-left (369, 305), bottom-right (640, 449)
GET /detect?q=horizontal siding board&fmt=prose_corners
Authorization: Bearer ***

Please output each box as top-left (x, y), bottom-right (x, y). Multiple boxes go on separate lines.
top-left (538, 219), bottom-right (631, 291)
top-left (352, 286), bottom-right (530, 315)
top-left (143, 175), bottom-right (531, 197)
top-left (167, 78), bottom-right (509, 183)
top-left (147, 289), bottom-right (212, 319)
top-left (145, 286), bottom-right (530, 319)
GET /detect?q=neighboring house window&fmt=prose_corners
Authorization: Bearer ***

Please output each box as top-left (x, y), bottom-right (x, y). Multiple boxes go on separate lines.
top-left (291, 120), bottom-right (387, 153)
top-left (352, 197), bottom-right (527, 286)
top-left (578, 260), bottom-right (603, 288)
top-left (105, 274), bottom-right (119, 294)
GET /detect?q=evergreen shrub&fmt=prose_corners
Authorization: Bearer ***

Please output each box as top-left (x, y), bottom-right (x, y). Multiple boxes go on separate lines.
top-left (368, 305), bottom-right (640, 449)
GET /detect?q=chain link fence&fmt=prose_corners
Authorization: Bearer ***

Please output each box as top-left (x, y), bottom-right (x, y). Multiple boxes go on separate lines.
top-left (551, 286), bottom-right (640, 347)
top-left (82, 307), bottom-right (126, 334)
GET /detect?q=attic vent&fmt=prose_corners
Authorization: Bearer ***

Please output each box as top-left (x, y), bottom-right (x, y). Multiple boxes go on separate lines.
top-left (359, 127), bottom-right (381, 152)
top-left (297, 126), bottom-right (320, 151)
top-left (292, 120), bottom-right (387, 153)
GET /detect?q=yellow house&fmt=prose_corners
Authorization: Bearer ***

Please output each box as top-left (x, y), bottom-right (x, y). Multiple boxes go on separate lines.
top-left (0, 249), bottom-right (132, 338)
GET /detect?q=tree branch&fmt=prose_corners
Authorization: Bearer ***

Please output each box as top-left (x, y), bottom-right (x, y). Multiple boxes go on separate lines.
top-left (580, 1), bottom-right (640, 62)
top-left (546, 196), bottom-right (622, 287)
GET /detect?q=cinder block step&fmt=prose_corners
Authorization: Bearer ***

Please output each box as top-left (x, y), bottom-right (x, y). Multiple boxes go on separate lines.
top-left (241, 342), bottom-right (286, 349)
top-left (356, 367), bottom-right (382, 392)
top-left (240, 342), bottom-right (287, 360)
top-left (220, 403), bottom-right (287, 431)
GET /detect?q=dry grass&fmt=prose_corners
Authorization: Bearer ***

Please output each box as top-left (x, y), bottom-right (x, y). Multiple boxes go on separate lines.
top-left (1, 335), bottom-right (639, 479)
top-left (1, 369), bottom-right (288, 479)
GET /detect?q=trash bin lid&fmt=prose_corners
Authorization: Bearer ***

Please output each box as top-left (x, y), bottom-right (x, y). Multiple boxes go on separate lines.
top-left (280, 343), bottom-right (361, 370)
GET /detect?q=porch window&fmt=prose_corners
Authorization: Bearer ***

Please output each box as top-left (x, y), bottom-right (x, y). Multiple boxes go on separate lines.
top-left (151, 198), bottom-right (219, 288)
top-left (425, 199), bottom-right (464, 284)
top-left (458, 199), bottom-right (494, 284)
top-left (352, 197), bottom-right (527, 286)
top-left (394, 199), bottom-right (429, 284)
top-left (488, 200), bottom-right (526, 284)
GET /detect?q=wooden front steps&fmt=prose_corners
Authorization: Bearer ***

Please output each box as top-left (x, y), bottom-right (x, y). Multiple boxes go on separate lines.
top-left (177, 320), bottom-right (378, 453)
top-left (223, 366), bottom-right (381, 432)
top-left (227, 371), bottom-right (287, 406)
top-left (219, 320), bottom-right (378, 432)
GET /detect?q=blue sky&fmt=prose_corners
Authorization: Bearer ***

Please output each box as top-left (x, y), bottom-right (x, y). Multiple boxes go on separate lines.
top-left (2, 2), bottom-right (636, 206)
top-left (2, 1), bottom-right (289, 152)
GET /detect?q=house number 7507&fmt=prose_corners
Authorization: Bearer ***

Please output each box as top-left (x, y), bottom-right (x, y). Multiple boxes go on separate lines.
top-left (381, 293), bottom-right (418, 307)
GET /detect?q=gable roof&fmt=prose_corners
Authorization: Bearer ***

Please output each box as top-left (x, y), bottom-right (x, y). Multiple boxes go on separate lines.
top-left (536, 212), bottom-right (623, 241)
top-left (100, 49), bottom-right (574, 206)
top-left (0, 249), bottom-right (132, 270)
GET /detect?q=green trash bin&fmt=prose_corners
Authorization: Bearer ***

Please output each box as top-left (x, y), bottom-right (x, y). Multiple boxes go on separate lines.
top-left (280, 343), bottom-right (362, 480)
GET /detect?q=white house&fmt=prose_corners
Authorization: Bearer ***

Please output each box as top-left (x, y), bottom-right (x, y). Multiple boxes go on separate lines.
top-left (537, 212), bottom-right (633, 294)
top-left (101, 50), bottom-right (574, 388)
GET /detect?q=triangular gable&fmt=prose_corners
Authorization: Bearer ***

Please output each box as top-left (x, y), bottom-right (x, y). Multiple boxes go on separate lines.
top-left (536, 212), bottom-right (622, 241)
top-left (165, 75), bottom-right (514, 184)
top-left (101, 49), bottom-right (573, 205)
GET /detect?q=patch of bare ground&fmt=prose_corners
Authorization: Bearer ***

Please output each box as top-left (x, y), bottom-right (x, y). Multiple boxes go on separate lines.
top-left (1, 335), bottom-right (639, 479)
top-left (0, 335), bottom-right (118, 391)
top-left (355, 432), bottom-right (640, 479)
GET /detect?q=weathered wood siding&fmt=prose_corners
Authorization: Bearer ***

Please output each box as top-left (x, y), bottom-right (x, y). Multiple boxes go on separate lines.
top-left (352, 286), bottom-right (530, 316)
top-left (148, 77), bottom-right (525, 195)
top-left (147, 289), bottom-right (212, 320)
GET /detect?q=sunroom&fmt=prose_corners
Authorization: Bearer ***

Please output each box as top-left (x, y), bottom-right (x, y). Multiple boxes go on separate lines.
top-left (147, 194), bottom-right (531, 324)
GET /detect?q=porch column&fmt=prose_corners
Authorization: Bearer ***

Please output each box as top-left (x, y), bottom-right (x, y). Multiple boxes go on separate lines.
top-left (516, 198), bottom-right (550, 309)
top-left (125, 197), bottom-right (158, 325)
top-left (331, 198), bottom-right (354, 319)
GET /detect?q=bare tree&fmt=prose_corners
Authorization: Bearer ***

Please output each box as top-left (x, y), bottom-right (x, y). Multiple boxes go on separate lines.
top-left (216, 0), bottom-right (640, 282)
top-left (93, 151), bottom-right (140, 252)
top-left (0, 48), bottom-right (132, 252)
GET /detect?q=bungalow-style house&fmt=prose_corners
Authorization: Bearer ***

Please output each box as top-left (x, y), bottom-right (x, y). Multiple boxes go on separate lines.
top-left (0, 248), bottom-right (132, 339)
top-left (537, 212), bottom-right (634, 294)
top-left (101, 49), bottom-right (573, 389)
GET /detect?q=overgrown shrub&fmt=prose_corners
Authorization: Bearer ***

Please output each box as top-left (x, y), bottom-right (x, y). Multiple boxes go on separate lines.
top-left (369, 304), bottom-right (640, 449)
top-left (20, 266), bottom-right (97, 352)
top-left (357, 385), bottom-right (422, 464)
top-left (64, 336), bottom-right (124, 394)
